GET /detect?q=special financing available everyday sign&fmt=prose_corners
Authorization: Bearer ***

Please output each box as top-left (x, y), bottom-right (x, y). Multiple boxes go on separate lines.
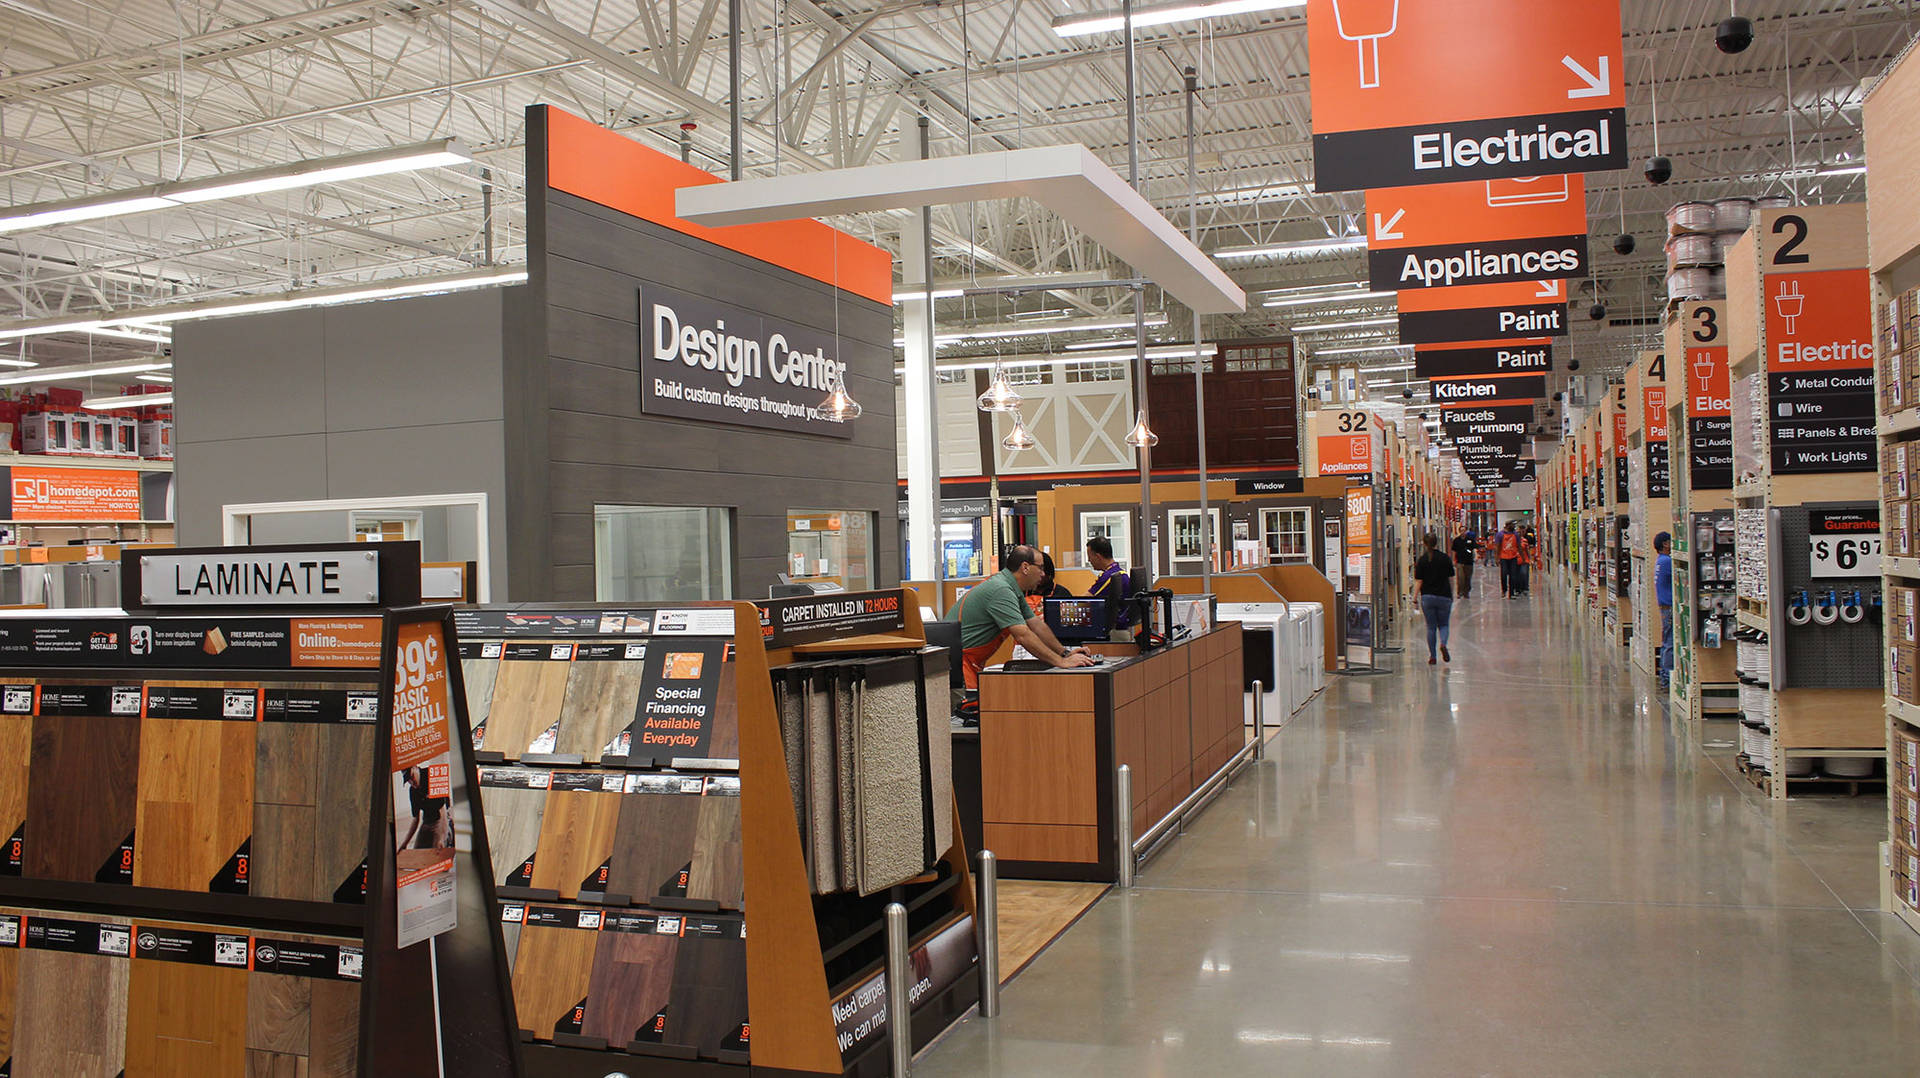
top-left (640, 284), bottom-right (856, 439)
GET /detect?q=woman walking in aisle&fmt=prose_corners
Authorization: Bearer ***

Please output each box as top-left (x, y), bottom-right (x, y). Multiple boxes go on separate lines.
top-left (1412, 532), bottom-right (1456, 665)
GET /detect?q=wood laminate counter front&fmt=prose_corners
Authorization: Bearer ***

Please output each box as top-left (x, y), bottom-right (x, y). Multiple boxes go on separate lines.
top-left (977, 624), bottom-right (1244, 880)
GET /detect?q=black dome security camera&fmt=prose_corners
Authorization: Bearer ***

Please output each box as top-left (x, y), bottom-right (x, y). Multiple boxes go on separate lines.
top-left (1613, 233), bottom-right (1636, 255)
top-left (1716, 15), bottom-right (1753, 54)
top-left (1645, 156), bottom-right (1673, 185)
top-left (1402, 387), bottom-right (1414, 399)
top-left (1568, 358), bottom-right (1581, 371)
top-left (1552, 391), bottom-right (1563, 402)
top-left (1535, 424), bottom-right (1547, 435)
top-left (1589, 303), bottom-right (1607, 321)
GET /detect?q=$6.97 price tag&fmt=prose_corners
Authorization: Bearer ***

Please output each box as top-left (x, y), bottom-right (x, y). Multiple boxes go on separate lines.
top-left (1809, 534), bottom-right (1881, 577)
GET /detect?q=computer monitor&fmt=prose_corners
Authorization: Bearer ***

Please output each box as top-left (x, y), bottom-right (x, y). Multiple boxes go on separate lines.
top-left (1045, 598), bottom-right (1111, 643)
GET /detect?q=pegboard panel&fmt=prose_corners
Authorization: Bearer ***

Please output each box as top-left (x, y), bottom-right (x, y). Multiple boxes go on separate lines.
top-left (1776, 504), bottom-right (1885, 689)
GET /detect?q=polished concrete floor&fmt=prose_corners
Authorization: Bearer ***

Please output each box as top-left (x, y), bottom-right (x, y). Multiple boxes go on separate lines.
top-left (919, 587), bottom-right (1920, 1076)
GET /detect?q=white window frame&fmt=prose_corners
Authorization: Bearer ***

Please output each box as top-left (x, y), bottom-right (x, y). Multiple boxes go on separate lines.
top-left (1078, 510), bottom-right (1132, 569)
top-left (222, 492), bottom-right (491, 601)
top-left (1261, 506), bottom-right (1312, 563)
top-left (1167, 508), bottom-right (1220, 571)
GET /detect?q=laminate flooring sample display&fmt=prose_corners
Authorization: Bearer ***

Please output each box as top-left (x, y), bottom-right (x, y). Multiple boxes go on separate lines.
top-left (529, 774), bottom-right (622, 899)
top-left (252, 688), bottom-right (377, 903)
top-left (556, 647), bottom-right (646, 760)
top-left (312, 722), bottom-right (376, 903)
top-left (510, 907), bottom-right (600, 1039)
top-left (919, 659), bottom-right (956, 860)
top-left (688, 785), bottom-right (744, 908)
top-left (247, 936), bottom-right (361, 1078)
top-left (832, 672), bottom-right (859, 892)
top-left (803, 670), bottom-right (840, 894)
top-left (853, 660), bottom-right (927, 895)
top-left (12, 920), bottom-right (130, 1077)
top-left (253, 721), bottom-right (320, 900)
top-left (0, 712), bottom-right (29, 873)
top-left (705, 660), bottom-right (740, 763)
top-left (606, 779), bottom-right (702, 901)
top-left (25, 712), bottom-right (140, 883)
top-left (482, 646), bottom-right (572, 758)
top-left (462, 650), bottom-right (501, 744)
top-left (664, 918), bottom-right (748, 1055)
top-left (581, 917), bottom-right (678, 1046)
top-left (125, 929), bottom-right (249, 1076)
top-left (134, 712), bottom-right (258, 892)
top-left (479, 768), bottom-right (549, 889)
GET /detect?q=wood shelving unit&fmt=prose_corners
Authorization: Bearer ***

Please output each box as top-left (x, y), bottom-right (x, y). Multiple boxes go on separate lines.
top-left (1627, 349), bottom-right (1671, 676)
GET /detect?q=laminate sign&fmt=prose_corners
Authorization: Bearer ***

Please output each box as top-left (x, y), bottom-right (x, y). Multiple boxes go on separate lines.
top-left (1365, 179), bottom-right (1590, 291)
top-left (388, 620), bottom-right (458, 948)
top-left (1306, 0), bottom-right (1626, 191)
top-left (1430, 373), bottom-right (1546, 403)
top-left (13, 915), bottom-right (131, 1077)
top-left (830, 914), bottom-right (975, 1061)
top-left (134, 683), bottom-right (260, 893)
top-left (1413, 340), bottom-right (1552, 378)
top-left (1680, 301), bottom-right (1733, 491)
top-left (0, 617), bottom-right (382, 669)
top-left (758, 589), bottom-right (907, 649)
top-left (610, 637), bottom-right (730, 763)
top-left (136, 550), bottom-right (381, 607)
top-left (641, 283), bottom-right (857, 438)
top-left (1764, 268), bottom-right (1875, 474)
top-left (1397, 278), bottom-right (1569, 344)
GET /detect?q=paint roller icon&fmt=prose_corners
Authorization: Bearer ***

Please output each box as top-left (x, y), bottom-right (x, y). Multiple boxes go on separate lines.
top-left (1333, 0), bottom-right (1400, 89)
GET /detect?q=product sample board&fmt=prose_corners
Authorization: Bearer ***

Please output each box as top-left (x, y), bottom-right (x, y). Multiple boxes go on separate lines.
top-left (452, 596), bottom-right (980, 1077)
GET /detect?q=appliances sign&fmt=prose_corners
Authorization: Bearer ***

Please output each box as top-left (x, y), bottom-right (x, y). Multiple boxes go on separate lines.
top-left (640, 284), bottom-right (856, 439)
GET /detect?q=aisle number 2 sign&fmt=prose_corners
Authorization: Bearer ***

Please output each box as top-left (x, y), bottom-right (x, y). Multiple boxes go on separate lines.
top-left (1307, 0), bottom-right (1626, 191)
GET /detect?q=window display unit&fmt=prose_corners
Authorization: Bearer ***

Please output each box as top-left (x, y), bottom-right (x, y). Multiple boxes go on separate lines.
top-left (1167, 508), bottom-right (1221, 575)
top-left (1078, 510), bottom-right (1133, 570)
top-left (595, 505), bottom-right (734, 602)
top-left (1261, 505), bottom-right (1312, 563)
top-left (785, 511), bottom-right (875, 592)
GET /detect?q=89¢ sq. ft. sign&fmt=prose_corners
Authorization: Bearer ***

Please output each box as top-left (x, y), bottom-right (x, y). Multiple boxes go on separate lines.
top-left (389, 621), bottom-right (459, 949)
top-left (1808, 508), bottom-right (1881, 578)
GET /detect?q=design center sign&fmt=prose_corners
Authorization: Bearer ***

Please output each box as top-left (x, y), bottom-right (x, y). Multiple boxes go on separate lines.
top-left (640, 284), bottom-right (856, 439)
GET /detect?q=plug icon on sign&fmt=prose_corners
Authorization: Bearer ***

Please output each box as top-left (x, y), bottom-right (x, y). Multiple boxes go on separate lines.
top-left (1774, 279), bottom-right (1804, 335)
top-left (1693, 351), bottom-right (1716, 388)
top-left (1332, 0), bottom-right (1400, 89)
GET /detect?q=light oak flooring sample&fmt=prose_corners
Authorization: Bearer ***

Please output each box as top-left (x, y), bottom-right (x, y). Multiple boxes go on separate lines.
top-left (510, 915), bottom-right (598, 1039)
top-left (134, 716), bottom-right (258, 892)
top-left (127, 945), bottom-right (248, 1076)
top-left (0, 715), bottom-right (29, 869)
top-left (556, 655), bottom-right (646, 760)
top-left (478, 771), bottom-right (548, 888)
top-left (25, 713), bottom-right (140, 883)
top-left (13, 936), bottom-right (129, 1076)
top-left (482, 654), bottom-right (571, 758)
top-left (529, 779), bottom-right (621, 899)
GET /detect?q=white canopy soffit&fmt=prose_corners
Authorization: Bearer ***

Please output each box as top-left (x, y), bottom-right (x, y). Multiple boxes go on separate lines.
top-left (675, 145), bottom-right (1247, 316)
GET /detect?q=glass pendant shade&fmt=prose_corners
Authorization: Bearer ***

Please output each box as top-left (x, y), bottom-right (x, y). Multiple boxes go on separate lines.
top-left (1001, 412), bottom-right (1037, 451)
top-left (821, 377), bottom-right (863, 421)
top-left (1124, 409), bottom-right (1159, 448)
top-left (977, 367), bottom-right (1023, 412)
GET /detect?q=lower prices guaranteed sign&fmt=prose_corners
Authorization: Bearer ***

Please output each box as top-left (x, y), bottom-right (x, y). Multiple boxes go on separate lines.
top-left (390, 621), bottom-right (458, 948)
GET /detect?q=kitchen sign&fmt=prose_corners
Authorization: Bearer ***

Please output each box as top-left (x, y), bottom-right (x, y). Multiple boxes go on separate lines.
top-left (1429, 372), bottom-right (1546, 403)
top-left (1366, 178), bottom-right (1590, 291)
top-left (640, 284), bottom-right (856, 439)
top-left (1307, 0), bottom-right (1627, 191)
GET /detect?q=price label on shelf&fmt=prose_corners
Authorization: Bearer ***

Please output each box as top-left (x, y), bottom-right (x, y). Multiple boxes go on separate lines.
top-left (1808, 508), bottom-right (1881, 578)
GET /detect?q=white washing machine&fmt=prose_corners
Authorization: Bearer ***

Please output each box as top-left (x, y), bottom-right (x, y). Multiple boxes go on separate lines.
top-left (1218, 602), bottom-right (1293, 725)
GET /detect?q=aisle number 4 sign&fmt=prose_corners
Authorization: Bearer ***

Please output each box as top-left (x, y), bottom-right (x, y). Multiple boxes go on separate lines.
top-left (1308, 0), bottom-right (1626, 191)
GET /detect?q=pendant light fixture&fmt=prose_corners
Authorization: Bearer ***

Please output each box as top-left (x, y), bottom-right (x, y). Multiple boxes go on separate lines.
top-left (1001, 411), bottom-right (1037, 451)
top-left (977, 365), bottom-right (1023, 412)
top-left (1124, 409), bottom-right (1160, 448)
top-left (821, 374), bottom-right (863, 421)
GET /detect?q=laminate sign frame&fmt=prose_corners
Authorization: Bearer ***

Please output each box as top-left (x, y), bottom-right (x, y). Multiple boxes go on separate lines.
top-left (1306, 0), bottom-right (1626, 191)
top-left (1365, 179), bottom-right (1591, 292)
top-left (120, 541), bottom-right (422, 611)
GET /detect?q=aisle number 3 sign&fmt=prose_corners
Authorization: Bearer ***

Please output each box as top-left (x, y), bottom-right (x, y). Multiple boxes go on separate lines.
top-left (1307, 0), bottom-right (1627, 191)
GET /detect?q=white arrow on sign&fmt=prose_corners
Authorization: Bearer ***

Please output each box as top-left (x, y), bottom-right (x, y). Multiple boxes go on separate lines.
top-left (1563, 55), bottom-right (1610, 99)
top-left (1373, 209), bottom-right (1405, 241)
top-left (1535, 280), bottom-right (1559, 299)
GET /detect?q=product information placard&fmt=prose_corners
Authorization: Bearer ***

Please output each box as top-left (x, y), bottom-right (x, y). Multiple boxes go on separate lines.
top-left (1764, 268), bottom-right (1875, 474)
top-left (389, 620), bottom-right (458, 949)
top-left (639, 283), bottom-right (857, 439)
top-left (608, 637), bottom-right (734, 763)
top-left (5, 465), bottom-right (143, 521)
top-left (831, 914), bottom-right (975, 1061)
top-left (1808, 508), bottom-right (1882, 578)
top-left (758, 590), bottom-right (906, 649)
top-left (0, 616), bottom-right (383, 669)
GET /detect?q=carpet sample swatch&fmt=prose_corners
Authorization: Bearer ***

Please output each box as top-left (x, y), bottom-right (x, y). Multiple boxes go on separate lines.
top-left (853, 657), bottom-right (928, 895)
top-left (918, 652), bottom-right (956, 861)
top-left (12, 921), bottom-right (129, 1077)
top-left (833, 669), bottom-right (859, 892)
top-left (687, 781), bottom-right (744, 908)
top-left (479, 768), bottom-right (550, 889)
top-left (606, 778), bottom-right (703, 902)
top-left (556, 647), bottom-right (647, 761)
top-left (25, 712), bottom-right (140, 883)
top-left (663, 917), bottom-right (748, 1056)
top-left (530, 774), bottom-right (622, 899)
top-left (774, 673), bottom-right (807, 830)
top-left (510, 907), bottom-right (600, 1039)
top-left (581, 916), bottom-right (678, 1046)
top-left (803, 666), bottom-right (841, 894)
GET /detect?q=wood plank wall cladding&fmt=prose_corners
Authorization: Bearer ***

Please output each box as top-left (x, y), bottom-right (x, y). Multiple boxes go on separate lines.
top-left (26, 713), bottom-right (141, 883)
top-left (515, 111), bottom-right (899, 600)
top-left (12, 925), bottom-right (131, 1077)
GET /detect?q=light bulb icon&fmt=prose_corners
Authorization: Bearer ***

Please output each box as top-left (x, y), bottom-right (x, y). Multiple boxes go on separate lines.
top-left (1774, 279), bottom-right (1804, 335)
top-left (1332, 0), bottom-right (1400, 89)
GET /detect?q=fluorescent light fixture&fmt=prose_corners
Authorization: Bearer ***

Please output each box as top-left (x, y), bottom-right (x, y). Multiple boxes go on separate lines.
top-left (893, 314), bottom-right (1170, 348)
top-left (1257, 281), bottom-right (1363, 298)
top-left (1216, 237), bottom-right (1366, 260)
top-left (137, 373), bottom-right (173, 383)
top-left (1294, 316), bottom-right (1398, 332)
top-left (1365, 362), bottom-right (1415, 372)
top-left (1064, 337), bottom-right (1217, 352)
top-left (1204, 182), bottom-right (1308, 205)
top-left (83, 325), bottom-right (172, 344)
top-left (0, 359), bottom-right (170, 386)
top-left (1054, 0), bottom-right (1306, 37)
top-left (82, 392), bottom-right (172, 410)
top-left (1818, 164), bottom-right (1867, 177)
top-left (0, 139), bottom-right (472, 235)
top-left (892, 287), bottom-right (965, 301)
top-left (1264, 289), bottom-right (1395, 309)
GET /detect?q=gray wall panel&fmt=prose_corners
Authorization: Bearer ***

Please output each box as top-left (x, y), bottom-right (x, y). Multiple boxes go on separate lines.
top-left (173, 434), bottom-right (330, 541)
top-left (174, 309), bottom-right (329, 440)
top-left (321, 290), bottom-right (506, 429)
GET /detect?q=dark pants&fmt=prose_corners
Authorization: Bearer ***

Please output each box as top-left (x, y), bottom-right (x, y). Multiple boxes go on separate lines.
top-left (1421, 593), bottom-right (1453, 657)
top-left (1499, 558), bottom-right (1517, 594)
top-left (1455, 559), bottom-right (1474, 597)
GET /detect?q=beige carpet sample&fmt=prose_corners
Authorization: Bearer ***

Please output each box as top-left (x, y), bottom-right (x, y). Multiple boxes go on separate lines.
top-left (852, 657), bottom-right (928, 895)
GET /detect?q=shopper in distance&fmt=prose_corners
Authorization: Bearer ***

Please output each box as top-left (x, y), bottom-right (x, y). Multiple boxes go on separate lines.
top-left (1654, 531), bottom-right (1675, 688)
top-left (1451, 529), bottom-right (1477, 598)
top-left (1412, 532), bottom-right (1457, 665)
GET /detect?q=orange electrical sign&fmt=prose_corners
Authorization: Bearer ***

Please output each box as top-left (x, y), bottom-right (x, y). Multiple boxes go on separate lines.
top-left (8, 466), bottom-right (142, 521)
top-left (1762, 269), bottom-right (1874, 372)
top-left (1307, 0), bottom-right (1626, 191)
top-left (1764, 267), bottom-right (1874, 474)
top-left (1365, 179), bottom-right (1589, 291)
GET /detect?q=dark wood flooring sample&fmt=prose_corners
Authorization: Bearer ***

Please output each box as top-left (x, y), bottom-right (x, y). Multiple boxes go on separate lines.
top-left (126, 938), bottom-right (248, 1076)
top-left (0, 916), bottom-right (16, 1075)
top-left (556, 649), bottom-right (646, 760)
top-left (705, 661), bottom-right (740, 762)
top-left (664, 918), bottom-right (748, 1055)
top-left (134, 715), bottom-right (258, 892)
top-left (482, 649), bottom-right (571, 758)
top-left (247, 935), bottom-right (361, 1078)
top-left (0, 714), bottom-right (29, 872)
top-left (313, 723), bottom-right (375, 902)
top-left (253, 721), bottom-right (320, 901)
top-left (13, 932), bottom-right (130, 1076)
top-left (582, 920), bottom-right (677, 1046)
top-left (510, 908), bottom-right (599, 1040)
top-left (606, 781), bottom-right (703, 902)
top-left (478, 769), bottom-right (549, 888)
top-left (529, 775), bottom-right (622, 899)
top-left (25, 712), bottom-right (140, 882)
top-left (688, 787), bottom-right (744, 908)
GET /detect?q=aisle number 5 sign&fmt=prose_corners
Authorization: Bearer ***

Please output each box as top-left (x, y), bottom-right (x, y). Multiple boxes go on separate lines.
top-left (1308, 0), bottom-right (1626, 191)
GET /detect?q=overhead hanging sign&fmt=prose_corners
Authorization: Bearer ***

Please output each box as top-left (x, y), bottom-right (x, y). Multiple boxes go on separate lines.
top-left (1440, 403), bottom-right (1534, 435)
top-left (640, 283), bottom-right (857, 439)
top-left (1306, 0), bottom-right (1626, 192)
top-left (1365, 179), bottom-right (1590, 291)
top-left (1764, 268), bottom-right (1875, 474)
top-left (1398, 278), bottom-right (1569, 344)
top-left (1679, 301), bottom-right (1733, 491)
top-left (1430, 372), bottom-right (1546, 404)
top-left (1414, 339), bottom-right (1552, 378)
top-left (1313, 410), bottom-right (1376, 476)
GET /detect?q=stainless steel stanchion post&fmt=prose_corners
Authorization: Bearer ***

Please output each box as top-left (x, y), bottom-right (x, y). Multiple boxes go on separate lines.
top-left (1252, 679), bottom-right (1266, 760)
top-left (1116, 764), bottom-right (1135, 889)
top-left (977, 850), bottom-right (1001, 1018)
top-left (885, 901), bottom-right (913, 1077)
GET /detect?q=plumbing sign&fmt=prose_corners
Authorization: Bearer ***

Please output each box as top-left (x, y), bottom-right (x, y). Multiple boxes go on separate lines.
top-left (1808, 508), bottom-right (1881, 578)
top-left (1306, 0), bottom-right (1626, 191)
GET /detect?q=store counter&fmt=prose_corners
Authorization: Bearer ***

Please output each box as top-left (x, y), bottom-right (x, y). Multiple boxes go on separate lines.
top-left (976, 624), bottom-right (1244, 881)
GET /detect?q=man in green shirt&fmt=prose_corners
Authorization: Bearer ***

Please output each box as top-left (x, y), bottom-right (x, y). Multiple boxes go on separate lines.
top-left (948, 544), bottom-right (1096, 689)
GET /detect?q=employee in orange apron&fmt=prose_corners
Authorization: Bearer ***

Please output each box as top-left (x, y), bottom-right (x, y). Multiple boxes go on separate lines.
top-left (947, 544), bottom-right (1096, 690)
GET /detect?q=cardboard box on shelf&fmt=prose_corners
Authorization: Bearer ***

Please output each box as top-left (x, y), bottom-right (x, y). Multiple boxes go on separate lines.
top-left (1890, 586), bottom-right (1920, 647)
top-left (1894, 788), bottom-right (1920, 850)
top-left (1891, 645), bottom-right (1918, 705)
top-left (1892, 726), bottom-right (1920, 795)
top-left (20, 412), bottom-right (69, 454)
top-left (137, 418), bottom-right (172, 460)
top-left (1892, 525), bottom-right (1914, 559)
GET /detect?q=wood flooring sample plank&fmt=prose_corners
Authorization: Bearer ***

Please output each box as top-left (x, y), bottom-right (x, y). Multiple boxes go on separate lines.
top-left (314, 722), bottom-right (375, 903)
top-left (529, 773), bottom-right (622, 900)
top-left (663, 916), bottom-right (748, 1055)
top-left (481, 645), bottom-right (572, 758)
top-left (582, 915), bottom-right (677, 1047)
top-left (307, 978), bottom-right (361, 1078)
top-left (0, 912), bottom-right (18, 1074)
top-left (0, 714), bottom-right (29, 874)
top-left (248, 934), bottom-right (362, 1078)
top-left (126, 924), bottom-right (249, 1077)
top-left (134, 701), bottom-right (259, 892)
top-left (26, 712), bottom-right (140, 883)
top-left (510, 907), bottom-right (600, 1040)
top-left (252, 721), bottom-right (320, 901)
top-left (478, 768), bottom-right (550, 889)
top-left (688, 781), bottom-right (744, 908)
top-left (705, 659), bottom-right (740, 763)
top-left (461, 648), bottom-right (502, 747)
top-left (556, 645), bottom-right (647, 760)
top-left (606, 777), bottom-right (703, 902)
top-left (13, 917), bottom-right (131, 1078)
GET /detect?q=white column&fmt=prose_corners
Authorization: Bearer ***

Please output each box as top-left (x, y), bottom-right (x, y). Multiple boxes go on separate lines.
top-left (901, 118), bottom-right (941, 583)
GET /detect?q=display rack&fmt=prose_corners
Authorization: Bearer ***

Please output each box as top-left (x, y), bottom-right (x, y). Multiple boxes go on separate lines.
top-left (1865, 48), bottom-right (1920, 930)
top-left (0, 541), bottom-right (521, 1077)
top-left (1725, 201), bottom-right (1883, 798)
top-left (450, 589), bottom-right (981, 1078)
top-left (1667, 301), bottom-right (1742, 725)
top-left (1626, 349), bottom-right (1672, 677)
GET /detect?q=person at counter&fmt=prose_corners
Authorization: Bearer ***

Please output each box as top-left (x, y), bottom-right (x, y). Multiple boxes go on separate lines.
top-left (1025, 550), bottom-right (1075, 615)
top-left (948, 544), bottom-right (1097, 688)
top-left (1084, 537), bottom-right (1132, 621)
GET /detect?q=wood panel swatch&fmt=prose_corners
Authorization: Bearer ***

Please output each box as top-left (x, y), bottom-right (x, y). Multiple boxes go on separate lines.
top-left (13, 937), bottom-right (130, 1076)
top-left (247, 950), bottom-right (360, 1078)
top-left (483, 655), bottom-right (571, 758)
top-left (510, 916), bottom-right (598, 1039)
top-left (461, 654), bottom-right (501, 742)
top-left (134, 716), bottom-right (258, 892)
top-left (664, 924), bottom-right (748, 1055)
top-left (26, 713), bottom-right (140, 882)
top-left (688, 793), bottom-right (744, 908)
top-left (126, 948), bottom-right (248, 1076)
top-left (252, 722), bottom-right (320, 901)
top-left (479, 773), bottom-right (548, 888)
top-left (313, 723), bottom-right (375, 902)
top-left (0, 716), bottom-right (29, 873)
top-left (705, 661), bottom-right (740, 762)
top-left (581, 929), bottom-right (678, 1046)
top-left (556, 656), bottom-right (646, 760)
top-left (529, 779), bottom-right (622, 899)
top-left (606, 787), bottom-right (702, 901)
top-left (0, 920), bottom-right (16, 1075)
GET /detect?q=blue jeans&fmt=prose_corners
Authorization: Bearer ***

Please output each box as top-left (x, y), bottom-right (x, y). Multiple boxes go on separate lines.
top-left (1421, 593), bottom-right (1453, 657)
top-left (1658, 604), bottom-right (1673, 682)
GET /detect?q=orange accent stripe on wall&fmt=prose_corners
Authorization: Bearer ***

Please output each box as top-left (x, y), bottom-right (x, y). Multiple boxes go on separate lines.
top-left (542, 107), bottom-right (893, 307)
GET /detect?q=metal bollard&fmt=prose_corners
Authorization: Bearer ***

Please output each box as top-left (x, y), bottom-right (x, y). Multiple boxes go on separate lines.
top-left (1116, 764), bottom-right (1135, 889)
top-left (977, 850), bottom-right (1001, 1018)
top-left (1251, 679), bottom-right (1266, 760)
top-left (885, 901), bottom-right (913, 1077)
